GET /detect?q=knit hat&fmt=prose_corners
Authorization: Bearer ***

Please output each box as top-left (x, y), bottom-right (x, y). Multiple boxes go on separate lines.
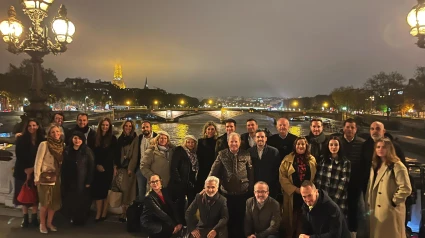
top-left (184, 135), bottom-right (197, 143)
top-left (71, 130), bottom-right (87, 145)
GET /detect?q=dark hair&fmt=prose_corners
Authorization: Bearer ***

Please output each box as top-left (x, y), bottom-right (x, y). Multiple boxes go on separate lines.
top-left (141, 120), bottom-right (152, 126)
top-left (301, 180), bottom-right (316, 189)
top-left (21, 118), bottom-right (45, 142)
top-left (76, 113), bottom-right (89, 120)
top-left (246, 118), bottom-right (257, 124)
top-left (255, 129), bottom-right (266, 134)
top-left (292, 137), bottom-right (311, 161)
top-left (310, 118), bottom-right (323, 126)
top-left (225, 119), bottom-right (237, 126)
top-left (343, 118), bottom-right (357, 128)
top-left (95, 117), bottom-right (113, 148)
top-left (51, 112), bottom-right (65, 122)
top-left (323, 136), bottom-right (344, 159)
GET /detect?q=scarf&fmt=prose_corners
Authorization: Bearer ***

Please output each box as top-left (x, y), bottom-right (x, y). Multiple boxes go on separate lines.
top-left (118, 132), bottom-right (136, 147)
top-left (309, 132), bottom-right (326, 157)
top-left (185, 148), bottom-right (199, 172)
top-left (158, 145), bottom-right (170, 159)
top-left (47, 137), bottom-right (64, 167)
top-left (295, 154), bottom-right (307, 182)
top-left (74, 125), bottom-right (90, 134)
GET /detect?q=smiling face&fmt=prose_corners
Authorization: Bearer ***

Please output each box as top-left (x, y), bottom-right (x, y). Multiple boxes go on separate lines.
top-left (54, 114), bottom-right (64, 126)
top-left (27, 121), bottom-right (39, 134)
top-left (205, 180), bottom-right (219, 197)
top-left (72, 136), bottom-right (83, 147)
top-left (254, 183), bottom-right (269, 203)
top-left (123, 121), bottom-right (132, 135)
top-left (255, 131), bottom-right (267, 147)
top-left (101, 120), bottom-right (110, 134)
top-left (328, 139), bottom-right (340, 155)
top-left (205, 125), bottom-right (216, 138)
top-left (370, 122), bottom-right (385, 141)
top-left (225, 122), bottom-right (236, 134)
top-left (343, 122), bottom-right (357, 139)
top-left (246, 120), bottom-right (258, 134)
top-left (185, 138), bottom-right (196, 150)
top-left (77, 115), bottom-right (88, 128)
top-left (276, 118), bottom-right (290, 136)
top-left (295, 138), bottom-right (307, 154)
top-left (49, 126), bottom-right (62, 140)
top-left (158, 134), bottom-right (169, 146)
top-left (310, 121), bottom-right (323, 136)
top-left (301, 185), bottom-right (318, 207)
top-left (228, 134), bottom-right (241, 153)
top-left (149, 175), bottom-right (162, 191)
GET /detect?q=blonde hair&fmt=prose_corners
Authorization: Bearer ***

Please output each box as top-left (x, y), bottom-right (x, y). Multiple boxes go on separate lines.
top-left (182, 136), bottom-right (198, 151)
top-left (202, 121), bottom-right (218, 139)
top-left (372, 138), bottom-right (400, 169)
top-left (152, 131), bottom-right (172, 147)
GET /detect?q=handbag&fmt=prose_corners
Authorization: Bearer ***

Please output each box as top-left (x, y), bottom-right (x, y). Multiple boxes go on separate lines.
top-left (17, 181), bottom-right (37, 204)
top-left (39, 171), bottom-right (57, 184)
top-left (108, 171), bottom-right (124, 208)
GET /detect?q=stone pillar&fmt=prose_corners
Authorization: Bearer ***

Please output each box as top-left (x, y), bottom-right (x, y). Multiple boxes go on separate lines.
top-left (0, 146), bottom-right (16, 207)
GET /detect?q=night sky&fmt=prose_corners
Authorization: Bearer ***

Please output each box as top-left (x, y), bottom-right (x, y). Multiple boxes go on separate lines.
top-left (0, 0), bottom-right (423, 98)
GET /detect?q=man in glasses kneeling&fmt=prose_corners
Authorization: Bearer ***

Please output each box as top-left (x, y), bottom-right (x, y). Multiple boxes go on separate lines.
top-left (244, 181), bottom-right (281, 238)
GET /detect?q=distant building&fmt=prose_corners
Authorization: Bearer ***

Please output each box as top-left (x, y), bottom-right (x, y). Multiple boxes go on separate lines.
top-left (144, 77), bottom-right (149, 89)
top-left (112, 64), bottom-right (126, 89)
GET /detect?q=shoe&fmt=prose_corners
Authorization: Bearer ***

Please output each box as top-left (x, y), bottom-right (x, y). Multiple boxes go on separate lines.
top-left (39, 225), bottom-right (48, 234)
top-left (21, 214), bottom-right (29, 228)
top-left (47, 225), bottom-right (57, 232)
top-left (31, 214), bottom-right (39, 227)
top-left (100, 216), bottom-right (107, 221)
top-left (95, 218), bottom-right (101, 223)
top-left (119, 217), bottom-right (127, 223)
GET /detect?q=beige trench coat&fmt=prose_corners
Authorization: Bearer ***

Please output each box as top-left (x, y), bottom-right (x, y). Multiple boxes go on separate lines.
top-left (141, 144), bottom-right (175, 188)
top-left (279, 152), bottom-right (316, 238)
top-left (366, 161), bottom-right (412, 238)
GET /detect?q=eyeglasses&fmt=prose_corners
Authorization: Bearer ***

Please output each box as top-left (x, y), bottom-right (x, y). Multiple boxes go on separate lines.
top-left (149, 180), bottom-right (161, 184)
top-left (254, 190), bottom-right (269, 194)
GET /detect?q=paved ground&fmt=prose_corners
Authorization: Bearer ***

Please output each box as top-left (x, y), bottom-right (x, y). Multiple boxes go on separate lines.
top-left (0, 212), bottom-right (148, 238)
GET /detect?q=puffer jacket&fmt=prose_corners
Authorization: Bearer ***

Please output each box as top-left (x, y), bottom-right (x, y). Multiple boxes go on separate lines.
top-left (209, 149), bottom-right (254, 195)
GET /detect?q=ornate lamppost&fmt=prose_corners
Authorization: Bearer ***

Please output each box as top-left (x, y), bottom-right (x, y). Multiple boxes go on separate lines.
top-left (0, 0), bottom-right (75, 125)
top-left (407, 0), bottom-right (425, 48)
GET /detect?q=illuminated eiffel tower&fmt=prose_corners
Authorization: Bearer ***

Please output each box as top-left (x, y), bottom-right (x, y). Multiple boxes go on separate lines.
top-left (112, 64), bottom-right (126, 89)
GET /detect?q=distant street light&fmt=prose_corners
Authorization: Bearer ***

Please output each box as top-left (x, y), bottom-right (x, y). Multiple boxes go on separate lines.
top-left (208, 99), bottom-right (213, 105)
top-left (407, 0), bottom-right (425, 48)
top-left (126, 100), bottom-right (131, 106)
top-left (154, 100), bottom-right (158, 105)
top-left (85, 96), bottom-right (89, 111)
top-left (292, 101), bottom-right (299, 108)
top-left (180, 100), bottom-right (185, 107)
top-left (0, 2), bottom-right (76, 125)
top-left (323, 102), bottom-right (329, 108)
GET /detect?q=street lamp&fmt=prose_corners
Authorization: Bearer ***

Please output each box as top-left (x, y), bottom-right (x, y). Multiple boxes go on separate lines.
top-left (0, 1), bottom-right (75, 125)
top-left (407, 0), bottom-right (425, 48)
top-left (180, 100), bottom-right (185, 107)
top-left (84, 96), bottom-right (88, 111)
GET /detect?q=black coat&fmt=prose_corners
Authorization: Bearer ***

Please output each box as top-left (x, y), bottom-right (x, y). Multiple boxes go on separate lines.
top-left (215, 133), bottom-right (229, 157)
top-left (186, 193), bottom-right (229, 234)
top-left (141, 189), bottom-right (181, 227)
top-left (62, 145), bottom-right (95, 193)
top-left (170, 146), bottom-right (197, 197)
top-left (196, 137), bottom-right (217, 192)
top-left (339, 135), bottom-right (365, 186)
top-left (267, 133), bottom-right (297, 162)
top-left (248, 145), bottom-right (281, 198)
top-left (301, 190), bottom-right (351, 238)
top-left (306, 132), bottom-right (328, 164)
top-left (13, 135), bottom-right (45, 180)
top-left (240, 132), bottom-right (254, 150)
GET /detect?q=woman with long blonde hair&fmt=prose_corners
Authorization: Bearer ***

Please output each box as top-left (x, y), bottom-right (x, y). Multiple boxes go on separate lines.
top-left (195, 121), bottom-right (218, 192)
top-left (366, 138), bottom-right (411, 238)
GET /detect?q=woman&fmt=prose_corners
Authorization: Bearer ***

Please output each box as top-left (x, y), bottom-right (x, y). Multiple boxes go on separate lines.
top-left (61, 131), bottom-right (95, 226)
top-left (141, 174), bottom-right (183, 238)
top-left (195, 121), bottom-right (218, 193)
top-left (170, 135), bottom-right (198, 223)
top-left (366, 138), bottom-right (411, 238)
top-left (92, 117), bottom-right (118, 222)
top-left (314, 136), bottom-right (351, 215)
top-left (141, 131), bottom-right (175, 189)
top-left (279, 137), bottom-right (316, 238)
top-left (13, 119), bottom-right (45, 228)
top-left (34, 124), bottom-right (64, 234)
top-left (114, 120), bottom-right (139, 222)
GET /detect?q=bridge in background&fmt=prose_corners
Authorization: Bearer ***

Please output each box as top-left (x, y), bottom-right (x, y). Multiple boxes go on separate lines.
top-left (112, 108), bottom-right (347, 122)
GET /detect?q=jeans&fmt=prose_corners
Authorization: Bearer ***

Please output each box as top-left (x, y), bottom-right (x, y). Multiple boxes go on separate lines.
top-left (135, 169), bottom-right (146, 201)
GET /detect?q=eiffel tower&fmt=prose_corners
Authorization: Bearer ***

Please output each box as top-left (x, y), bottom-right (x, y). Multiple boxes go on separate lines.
top-left (112, 64), bottom-right (126, 89)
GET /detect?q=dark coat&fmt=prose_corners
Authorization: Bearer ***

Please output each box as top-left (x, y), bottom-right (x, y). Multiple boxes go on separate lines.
top-left (240, 132), bottom-right (254, 150)
top-left (186, 193), bottom-right (229, 235)
top-left (244, 197), bottom-right (281, 238)
top-left (339, 135), bottom-right (365, 186)
top-left (215, 133), bottom-right (229, 157)
top-left (62, 144), bottom-right (95, 193)
top-left (267, 133), bottom-right (297, 162)
top-left (68, 126), bottom-right (96, 150)
top-left (13, 135), bottom-right (45, 180)
top-left (305, 132), bottom-right (328, 164)
top-left (141, 189), bottom-right (181, 227)
top-left (170, 146), bottom-right (197, 196)
top-left (301, 190), bottom-right (351, 238)
top-left (196, 137), bottom-right (217, 192)
top-left (248, 145), bottom-right (281, 198)
top-left (209, 149), bottom-right (254, 195)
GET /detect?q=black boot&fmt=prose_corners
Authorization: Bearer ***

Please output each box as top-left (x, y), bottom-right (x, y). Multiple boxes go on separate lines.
top-left (21, 214), bottom-right (29, 228)
top-left (31, 213), bottom-right (39, 227)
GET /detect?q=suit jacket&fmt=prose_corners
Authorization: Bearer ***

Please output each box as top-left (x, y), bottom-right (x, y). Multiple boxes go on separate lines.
top-left (240, 132), bottom-right (254, 150)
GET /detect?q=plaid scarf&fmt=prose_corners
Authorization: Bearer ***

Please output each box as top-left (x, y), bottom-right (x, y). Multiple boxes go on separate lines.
top-left (47, 137), bottom-right (64, 167)
top-left (185, 148), bottom-right (199, 172)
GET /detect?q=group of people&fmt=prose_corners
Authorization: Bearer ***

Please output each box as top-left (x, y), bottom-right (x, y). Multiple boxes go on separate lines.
top-left (12, 113), bottom-right (413, 238)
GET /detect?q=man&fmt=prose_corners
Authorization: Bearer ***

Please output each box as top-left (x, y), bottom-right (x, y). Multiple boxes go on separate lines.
top-left (299, 181), bottom-right (350, 238)
top-left (52, 112), bottom-right (69, 141)
top-left (215, 119), bottom-right (237, 156)
top-left (241, 118), bottom-right (258, 150)
top-left (338, 118), bottom-right (365, 236)
top-left (186, 176), bottom-right (229, 238)
top-left (137, 121), bottom-right (157, 200)
top-left (209, 132), bottom-right (254, 238)
top-left (244, 181), bottom-right (281, 238)
top-left (248, 130), bottom-right (280, 199)
top-left (268, 118), bottom-right (297, 162)
top-left (305, 118), bottom-right (328, 164)
top-left (68, 113), bottom-right (96, 149)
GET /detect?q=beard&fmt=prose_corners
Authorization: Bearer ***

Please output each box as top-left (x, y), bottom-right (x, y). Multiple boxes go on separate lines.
top-left (142, 130), bottom-right (150, 136)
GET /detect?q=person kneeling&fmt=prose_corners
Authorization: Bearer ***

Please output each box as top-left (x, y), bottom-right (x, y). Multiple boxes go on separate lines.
top-left (186, 176), bottom-right (229, 238)
top-left (299, 181), bottom-right (350, 238)
top-left (140, 174), bottom-right (183, 238)
top-left (245, 181), bottom-right (281, 238)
